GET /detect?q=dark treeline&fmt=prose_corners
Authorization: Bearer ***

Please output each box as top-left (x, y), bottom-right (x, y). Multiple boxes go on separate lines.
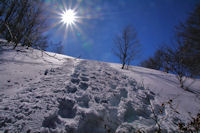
top-left (140, 4), bottom-right (200, 89)
top-left (0, 0), bottom-right (48, 50)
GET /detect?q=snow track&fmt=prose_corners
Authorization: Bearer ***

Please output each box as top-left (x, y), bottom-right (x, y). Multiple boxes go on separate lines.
top-left (0, 44), bottom-right (200, 132)
top-left (0, 58), bottom-right (174, 132)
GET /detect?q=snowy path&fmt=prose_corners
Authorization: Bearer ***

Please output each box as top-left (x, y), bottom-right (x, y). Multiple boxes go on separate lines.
top-left (0, 59), bottom-right (167, 132)
top-left (1, 42), bottom-right (200, 132)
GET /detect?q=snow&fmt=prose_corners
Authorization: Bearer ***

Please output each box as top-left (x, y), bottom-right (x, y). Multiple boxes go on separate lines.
top-left (0, 40), bottom-right (200, 132)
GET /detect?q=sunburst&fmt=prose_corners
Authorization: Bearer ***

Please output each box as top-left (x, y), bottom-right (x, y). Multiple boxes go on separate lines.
top-left (61, 9), bottom-right (77, 26)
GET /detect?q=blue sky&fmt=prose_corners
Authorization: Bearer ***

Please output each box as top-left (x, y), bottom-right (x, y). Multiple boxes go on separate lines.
top-left (45, 0), bottom-right (200, 65)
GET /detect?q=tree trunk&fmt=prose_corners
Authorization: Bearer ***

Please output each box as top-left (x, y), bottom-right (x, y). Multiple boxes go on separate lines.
top-left (178, 76), bottom-right (184, 89)
top-left (121, 63), bottom-right (125, 69)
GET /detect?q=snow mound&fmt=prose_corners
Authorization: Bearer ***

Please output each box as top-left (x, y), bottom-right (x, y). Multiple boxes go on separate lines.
top-left (0, 41), bottom-right (200, 132)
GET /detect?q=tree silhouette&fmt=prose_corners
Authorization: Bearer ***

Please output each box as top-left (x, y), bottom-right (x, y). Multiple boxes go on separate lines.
top-left (113, 25), bottom-right (140, 69)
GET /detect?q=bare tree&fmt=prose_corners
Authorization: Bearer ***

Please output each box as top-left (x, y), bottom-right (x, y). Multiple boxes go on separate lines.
top-left (140, 57), bottom-right (160, 70)
top-left (113, 25), bottom-right (140, 69)
top-left (167, 46), bottom-right (188, 89)
top-left (51, 41), bottom-right (64, 54)
top-left (0, 0), bottom-right (48, 50)
top-left (175, 4), bottom-right (200, 77)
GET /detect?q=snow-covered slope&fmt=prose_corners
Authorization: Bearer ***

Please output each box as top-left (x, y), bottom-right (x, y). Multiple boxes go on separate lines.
top-left (0, 41), bottom-right (200, 133)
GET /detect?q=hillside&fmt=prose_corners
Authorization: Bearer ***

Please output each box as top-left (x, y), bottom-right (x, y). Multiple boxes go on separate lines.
top-left (0, 40), bottom-right (200, 133)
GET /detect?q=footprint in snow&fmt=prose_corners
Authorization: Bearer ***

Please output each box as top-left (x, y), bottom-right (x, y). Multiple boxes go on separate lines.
top-left (71, 78), bottom-right (80, 85)
top-left (71, 73), bottom-right (79, 78)
top-left (58, 98), bottom-right (76, 118)
top-left (79, 82), bottom-right (88, 90)
top-left (80, 76), bottom-right (89, 82)
top-left (66, 85), bottom-right (77, 93)
top-left (77, 94), bottom-right (90, 108)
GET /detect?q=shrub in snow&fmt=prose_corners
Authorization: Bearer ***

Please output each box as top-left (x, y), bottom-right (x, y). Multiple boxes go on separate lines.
top-left (178, 113), bottom-right (200, 132)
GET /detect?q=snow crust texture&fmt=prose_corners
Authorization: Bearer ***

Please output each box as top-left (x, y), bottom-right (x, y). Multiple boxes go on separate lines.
top-left (0, 43), bottom-right (200, 133)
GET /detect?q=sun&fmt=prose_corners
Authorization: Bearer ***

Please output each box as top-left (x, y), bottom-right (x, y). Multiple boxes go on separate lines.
top-left (61, 9), bottom-right (77, 26)
top-left (54, 6), bottom-right (82, 39)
